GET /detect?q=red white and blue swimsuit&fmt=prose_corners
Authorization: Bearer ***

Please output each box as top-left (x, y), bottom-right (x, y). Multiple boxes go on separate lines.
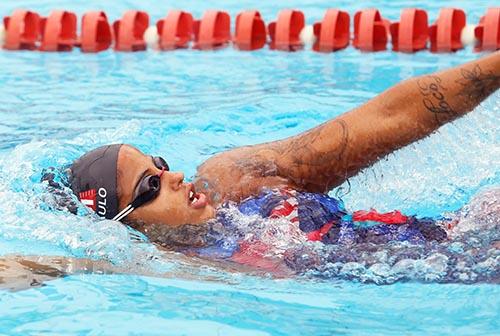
top-left (194, 188), bottom-right (447, 263)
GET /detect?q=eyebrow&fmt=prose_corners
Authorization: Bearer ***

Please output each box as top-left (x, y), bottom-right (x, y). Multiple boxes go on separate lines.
top-left (131, 156), bottom-right (155, 200)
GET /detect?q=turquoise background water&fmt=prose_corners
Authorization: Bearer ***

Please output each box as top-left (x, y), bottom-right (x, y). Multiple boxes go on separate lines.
top-left (0, 0), bottom-right (499, 335)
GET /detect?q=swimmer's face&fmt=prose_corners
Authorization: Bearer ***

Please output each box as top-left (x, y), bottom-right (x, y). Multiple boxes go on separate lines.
top-left (116, 145), bottom-right (216, 227)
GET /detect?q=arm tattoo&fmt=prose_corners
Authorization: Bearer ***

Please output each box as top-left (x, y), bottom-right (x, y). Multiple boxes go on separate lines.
top-left (194, 121), bottom-right (350, 199)
top-left (417, 75), bottom-right (456, 125)
top-left (285, 120), bottom-right (349, 167)
top-left (455, 64), bottom-right (500, 105)
top-left (265, 120), bottom-right (350, 189)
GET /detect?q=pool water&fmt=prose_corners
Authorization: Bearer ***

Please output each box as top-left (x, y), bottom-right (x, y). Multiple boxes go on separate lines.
top-left (0, 0), bottom-right (499, 335)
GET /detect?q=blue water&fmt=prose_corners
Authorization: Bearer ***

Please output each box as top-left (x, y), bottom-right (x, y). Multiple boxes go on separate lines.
top-left (0, 0), bottom-right (499, 335)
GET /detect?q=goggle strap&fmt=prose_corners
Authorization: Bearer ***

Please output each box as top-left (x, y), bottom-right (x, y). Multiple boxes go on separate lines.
top-left (112, 204), bottom-right (133, 222)
top-left (119, 207), bottom-right (135, 221)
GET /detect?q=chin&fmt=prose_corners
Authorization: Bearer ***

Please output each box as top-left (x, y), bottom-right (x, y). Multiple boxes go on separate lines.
top-left (191, 205), bottom-right (216, 224)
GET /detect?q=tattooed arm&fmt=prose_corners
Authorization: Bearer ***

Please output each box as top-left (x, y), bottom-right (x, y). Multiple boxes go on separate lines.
top-left (195, 52), bottom-right (500, 201)
top-left (263, 51), bottom-right (500, 192)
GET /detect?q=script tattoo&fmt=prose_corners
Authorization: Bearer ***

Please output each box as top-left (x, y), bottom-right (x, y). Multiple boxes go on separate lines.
top-left (417, 75), bottom-right (456, 125)
top-left (455, 64), bottom-right (500, 105)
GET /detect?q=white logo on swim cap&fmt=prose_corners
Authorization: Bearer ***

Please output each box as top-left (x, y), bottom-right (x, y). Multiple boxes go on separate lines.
top-left (97, 187), bottom-right (107, 216)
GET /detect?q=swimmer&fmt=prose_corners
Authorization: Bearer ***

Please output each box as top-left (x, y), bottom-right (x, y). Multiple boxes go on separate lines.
top-left (62, 52), bottom-right (499, 270)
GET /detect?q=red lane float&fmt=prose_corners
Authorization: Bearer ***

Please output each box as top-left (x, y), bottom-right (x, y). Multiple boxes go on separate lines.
top-left (313, 9), bottom-right (350, 52)
top-left (80, 11), bottom-right (112, 52)
top-left (429, 8), bottom-right (466, 52)
top-left (390, 8), bottom-right (428, 52)
top-left (268, 9), bottom-right (304, 51)
top-left (353, 9), bottom-right (389, 51)
top-left (156, 10), bottom-right (193, 50)
top-left (234, 10), bottom-right (266, 51)
top-left (193, 10), bottom-right (230, 50)
top-left (475, 8), bottom-right (500, 51)
top-left (3, 7), bottom-right (500, 54)
top-left (113, 10), bottom-right (149, 51)
top-left (39, 10), bottom-right (77, 51)
top-left (3, 10), bottom-right (40, 50)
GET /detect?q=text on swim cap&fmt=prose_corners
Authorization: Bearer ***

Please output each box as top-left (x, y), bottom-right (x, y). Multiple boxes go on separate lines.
top-left (97, 187), bottom-right (107, 216)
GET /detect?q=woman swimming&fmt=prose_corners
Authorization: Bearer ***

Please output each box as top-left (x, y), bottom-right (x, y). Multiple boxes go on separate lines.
top-left (65, 52), bottom-right (499, 274)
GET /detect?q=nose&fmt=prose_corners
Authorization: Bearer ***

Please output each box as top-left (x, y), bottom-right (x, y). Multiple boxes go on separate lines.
top-left (167, 171), bottom-right (184, 191)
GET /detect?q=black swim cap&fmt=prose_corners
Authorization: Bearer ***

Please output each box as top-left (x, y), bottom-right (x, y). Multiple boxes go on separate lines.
top-left (69, 144), bottom-right (122, 219)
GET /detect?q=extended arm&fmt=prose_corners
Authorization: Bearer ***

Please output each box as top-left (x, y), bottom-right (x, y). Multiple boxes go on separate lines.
top-left (256, 51), bottom-right (500, 192)
top-left (195, 52), bottom-right (499, 202)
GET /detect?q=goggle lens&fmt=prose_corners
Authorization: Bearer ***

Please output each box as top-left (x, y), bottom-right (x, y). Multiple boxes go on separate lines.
top-left (153, 156), bottom-right (169, 171)
top-left (113, 157), bottom-right (168, 222)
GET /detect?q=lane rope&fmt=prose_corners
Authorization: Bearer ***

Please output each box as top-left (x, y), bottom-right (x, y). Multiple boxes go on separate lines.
top-left (1, 7), bottom-right (499, 53)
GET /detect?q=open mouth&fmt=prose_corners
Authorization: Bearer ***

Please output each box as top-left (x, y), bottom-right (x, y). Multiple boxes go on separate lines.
top-left (187, 184), bottom-right (207, 209)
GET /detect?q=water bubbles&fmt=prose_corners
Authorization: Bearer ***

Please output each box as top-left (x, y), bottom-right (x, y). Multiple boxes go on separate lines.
top-left (0, 135), bottom-right (166, 269)
top-left (339, 93), bottom-right (500, 218)
top-left (271, 199), bottom-right (499, 284)
top-left (392, 258), bottom-right (417, 277)
top-left (367, 263), bottom-right (392, 282)
top-left (422, 253), bottom-right (449, 281)
top-left (340, 262), bottom-right (365, 278)
top-left (0, 109), bottom-right (498, 284)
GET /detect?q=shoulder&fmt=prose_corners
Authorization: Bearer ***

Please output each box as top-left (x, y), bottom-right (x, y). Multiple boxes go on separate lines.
top-left (194, 147), bottom-right (297, 206)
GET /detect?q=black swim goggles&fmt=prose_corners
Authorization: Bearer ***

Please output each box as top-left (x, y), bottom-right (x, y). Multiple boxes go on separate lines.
top-left (112, 156), bottom-right (169, 222)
